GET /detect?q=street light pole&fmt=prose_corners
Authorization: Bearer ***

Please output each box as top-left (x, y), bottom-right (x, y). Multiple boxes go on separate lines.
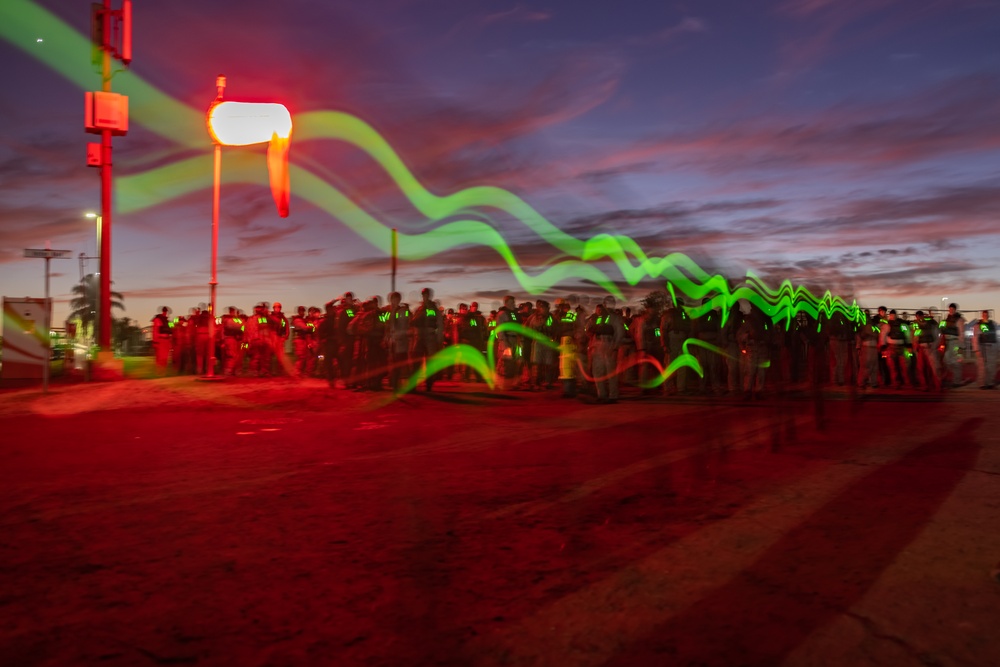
top-left (23, 248), bottom-right (71, 393)
top-left (84, 212), bottom-right (102, 341)
top-left (44, 253), bottom-right (51, 392)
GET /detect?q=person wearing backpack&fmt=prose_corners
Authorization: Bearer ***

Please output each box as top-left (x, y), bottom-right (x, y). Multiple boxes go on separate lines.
top-left (973, 310), bottom-right (997, 389)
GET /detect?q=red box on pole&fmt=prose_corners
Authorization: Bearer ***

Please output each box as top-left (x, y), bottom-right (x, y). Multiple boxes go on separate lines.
top-left (86, 142), bottom-right (102, 167)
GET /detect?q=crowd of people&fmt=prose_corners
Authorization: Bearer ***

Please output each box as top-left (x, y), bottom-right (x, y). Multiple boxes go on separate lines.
top-left (149, 291), bottom-right (999, 400)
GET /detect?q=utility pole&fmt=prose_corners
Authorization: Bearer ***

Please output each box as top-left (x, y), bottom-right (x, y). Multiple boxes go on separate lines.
top-left (24, 248), bottom-right (72, 393)
top-left (85, 0), bottom-right (131, 360)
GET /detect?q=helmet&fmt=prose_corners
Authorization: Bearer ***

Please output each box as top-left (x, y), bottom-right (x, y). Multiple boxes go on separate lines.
top-left (273, 302), bottom-right (282, 309)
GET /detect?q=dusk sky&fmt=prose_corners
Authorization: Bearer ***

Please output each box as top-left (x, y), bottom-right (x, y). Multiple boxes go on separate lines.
top-left (2, 0), bottom-right (999, 331)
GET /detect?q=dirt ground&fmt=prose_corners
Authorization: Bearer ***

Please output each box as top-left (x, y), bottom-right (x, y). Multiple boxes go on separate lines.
top-left (1, 377), bottom-right (998, 666)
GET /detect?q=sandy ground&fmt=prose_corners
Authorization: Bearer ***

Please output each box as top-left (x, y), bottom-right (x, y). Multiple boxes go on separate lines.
top-left (1, 377), bottom-right (998, 666)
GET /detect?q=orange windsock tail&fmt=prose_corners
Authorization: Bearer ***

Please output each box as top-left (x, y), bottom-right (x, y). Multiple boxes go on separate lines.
top-left (267, 132), bottom-right (291, 218)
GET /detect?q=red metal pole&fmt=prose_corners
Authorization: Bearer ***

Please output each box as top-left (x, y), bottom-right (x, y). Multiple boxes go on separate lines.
top-left (98, 0), bottom-right (112, 351)
top-left (206, 142), bottom-right (221, 377)
top-left (205, 76), bottom-right (226, 379)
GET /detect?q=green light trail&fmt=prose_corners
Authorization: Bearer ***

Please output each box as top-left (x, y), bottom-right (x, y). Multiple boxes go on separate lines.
top-left (2, 0), bottom-right (867, 373)
top-left (397, 344), bottom-right (495, 395)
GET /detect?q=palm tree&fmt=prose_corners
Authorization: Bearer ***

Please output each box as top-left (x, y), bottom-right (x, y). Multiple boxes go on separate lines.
top-left (68, 273), bottom-right (125, 341)
top-left (113, 316), bottom-right (145, 355)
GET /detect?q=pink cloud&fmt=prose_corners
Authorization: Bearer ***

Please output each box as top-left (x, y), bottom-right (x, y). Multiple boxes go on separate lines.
top-left (558, 74), bottom-right (1000, 180)
top-left (300, 48), bottom-right (624, 203)
top-left (481, 5), bottom-right (553, 26)
top-left (775, 0), bottom-right (913, 76)
top-left (627, 17), bottom-right (708, 47)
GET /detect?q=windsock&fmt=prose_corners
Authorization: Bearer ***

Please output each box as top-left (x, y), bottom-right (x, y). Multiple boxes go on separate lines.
top-left (207, 101), bottom-right (292, 217)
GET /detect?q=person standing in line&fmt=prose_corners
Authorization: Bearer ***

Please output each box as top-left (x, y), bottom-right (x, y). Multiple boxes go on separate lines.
top-left (291, 306), bottom-right (313, 378)
top-left (586, 302), bottom-right (625, 403)
top-left (721, 301), bottom-right (744, 396)
top-left (796, 311), bottom-right (826, 389)
top-left (973, 310), bottom-right (997, 389)
top-left (410, 288), bottom-right (443, 391)
top-left (692, 303), bottom-right (723, 395)
top-left (453, 303), bottom-right (473, 381)
top-left (455, 302), bottom-right (485, 382)
top-left (856, 309), bottom-right (880, 390)
top-left (826, 309), bottom-right (855, 387)
top-left (334, 293), bottom-right (358, 388)
top-left (495, 295), bottom-right (521, 387)
top-left (517, 301), bottom-right (535, 387)
top-left (911, 310), bottom-right (941, 392)
top-left (660, 298), bottom-right (690, 395)
top-left (318, 300), bottom-right (338, 387)
top-left (193, 305), bottom-right (212, 375)
top-left (879, 309), bottom-right (910, 389)
top-left (465, 302), bottom-right (487, 380)
top-left (941, 303), bottom-right (966, 387)
top-left (616, 304), bottom-right (637, 386)
top-left (304, 307), bottom-right (322, 377)
top-left (468, 302), bottom-right (487, 353)
top-left (526, 299), bottom-right (558, 390)
top-left (486, 309), bottom-right (499, 361)
top-left (269, 301), bottom-right (292, 376)
top-left (151, 306), bottom-right (172, 375)
top-left (632, 300), bottom-right (664, 396)
top-left (245, 303), bottom-right (272, 377)
top-left (221, 306), bottom-right (244, 376)
top-left (737, 301), bottom-right (769, 400)
top-left (362, 296), bottom-right (388, 390)
top-left (384, 292), bottom-right (411, 392)
top-left (172, 312), bottom-right (191, 374)
top-left (873, 305), bottom-right (890, 386)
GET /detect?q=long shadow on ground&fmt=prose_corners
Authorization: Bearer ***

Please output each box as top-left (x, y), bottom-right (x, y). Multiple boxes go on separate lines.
top-left (603, 417), bottom-right (983, 667)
